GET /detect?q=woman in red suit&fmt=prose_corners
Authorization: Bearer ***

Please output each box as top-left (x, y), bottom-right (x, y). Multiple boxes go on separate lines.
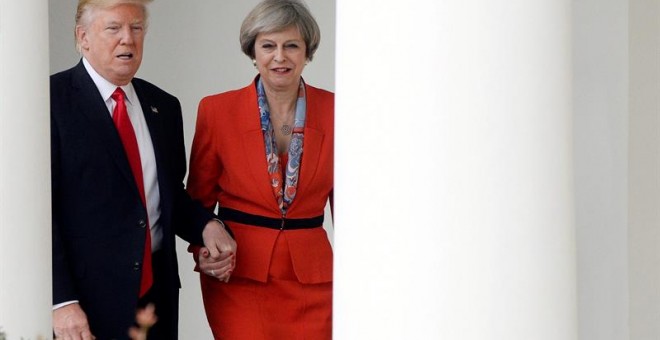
top-left (187, 0), bottom-right (333, 338)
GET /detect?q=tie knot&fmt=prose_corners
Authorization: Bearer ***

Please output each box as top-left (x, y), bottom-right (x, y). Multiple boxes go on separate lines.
top-left (111, 87), bottom-right (126, 102)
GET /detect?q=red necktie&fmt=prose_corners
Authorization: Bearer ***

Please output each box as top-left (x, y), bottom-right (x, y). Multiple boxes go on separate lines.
top-left (111, 87), bottom-right (153, 298)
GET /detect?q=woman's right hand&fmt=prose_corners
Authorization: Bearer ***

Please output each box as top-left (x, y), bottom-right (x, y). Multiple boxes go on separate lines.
top-left (198, 246), bottom-right (236, 282)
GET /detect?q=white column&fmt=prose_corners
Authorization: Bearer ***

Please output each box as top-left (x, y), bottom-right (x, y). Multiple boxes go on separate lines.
top-left (0, 0), bottom-right (52, 338)
top-left (334, 1), bottom-right (576, 339)
top-left (573, 0), bottom-right (629, 339)
top-left (629, 0), bottom-right (660, 338)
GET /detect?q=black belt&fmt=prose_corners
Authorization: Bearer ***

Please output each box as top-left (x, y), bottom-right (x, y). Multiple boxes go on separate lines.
top-left (218, 207), bottom-right (324, 230)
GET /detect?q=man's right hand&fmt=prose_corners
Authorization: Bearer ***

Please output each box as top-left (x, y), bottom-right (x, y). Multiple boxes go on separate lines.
top-left (53, 303), bottom-right (95, 340)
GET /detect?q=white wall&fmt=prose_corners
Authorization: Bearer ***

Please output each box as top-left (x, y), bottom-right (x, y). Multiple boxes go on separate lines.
top-left (572, 0), bottom-right (630, 339)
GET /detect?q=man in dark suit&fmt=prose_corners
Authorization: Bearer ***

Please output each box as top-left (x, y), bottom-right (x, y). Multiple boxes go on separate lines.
top-left (51, 1), bottom-right (236, 339)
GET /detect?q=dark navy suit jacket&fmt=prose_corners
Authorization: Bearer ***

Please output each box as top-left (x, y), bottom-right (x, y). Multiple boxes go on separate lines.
top-left (51, 60), bottom-right (213, 339)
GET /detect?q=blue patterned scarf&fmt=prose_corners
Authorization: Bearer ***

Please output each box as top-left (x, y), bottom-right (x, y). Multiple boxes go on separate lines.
top-left (257, 77), bottom-right (307, 214)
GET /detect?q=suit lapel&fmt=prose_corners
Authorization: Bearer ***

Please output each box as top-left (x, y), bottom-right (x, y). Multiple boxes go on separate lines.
top-left (132, 80), bottom-right (173, 219)
top-left (238, 86), bottom-right (283, 211)
top-left (297, 127), bottom-right (323, 201)
top-left (71, 62), bottom-right (138, 194)
top-left (132, 80), bottom-right (163, 171)
top-left (292, 88), bottom-right (325, 210)
top-left (242, 129), bottom-right (281, 210)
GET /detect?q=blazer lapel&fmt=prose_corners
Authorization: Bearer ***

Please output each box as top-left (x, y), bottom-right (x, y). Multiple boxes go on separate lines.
top-left (231, 84), bottom-right (280, 212)
top-left (294, 89), bottom-right (325, 208)
top-left (242, 129), bottom-right (279, 208)
top-left (71, 62), bottom-right (137, 194)
top-left (297, 127), bottom-right (324, 199)
top-left (132, 81), bottom-right (163, 170)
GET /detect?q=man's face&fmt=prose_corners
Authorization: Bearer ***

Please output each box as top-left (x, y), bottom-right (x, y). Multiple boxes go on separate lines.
top-left (77, 3), bottom-right (146, 85)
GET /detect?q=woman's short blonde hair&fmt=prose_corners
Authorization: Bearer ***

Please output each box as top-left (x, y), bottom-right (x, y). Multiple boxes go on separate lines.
top-left (74, 0), bottom-right (152, 51)
top-left (239, 0), bottom-right (321, 61)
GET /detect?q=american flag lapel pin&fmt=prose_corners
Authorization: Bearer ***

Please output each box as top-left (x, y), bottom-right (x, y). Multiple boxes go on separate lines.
top-left (150, 106), bottom-right (159, 114)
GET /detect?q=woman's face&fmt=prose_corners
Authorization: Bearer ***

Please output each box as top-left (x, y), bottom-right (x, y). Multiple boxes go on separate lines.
top-left (254, 25), bottom-right (307, 92)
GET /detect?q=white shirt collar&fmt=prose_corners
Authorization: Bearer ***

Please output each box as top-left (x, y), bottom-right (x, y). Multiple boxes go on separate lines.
top-left (82, 57), bottom-right (139, 107)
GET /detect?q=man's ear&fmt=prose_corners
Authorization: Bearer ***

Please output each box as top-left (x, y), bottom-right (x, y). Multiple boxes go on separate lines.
top-left (75, 25), bottom-right (89, 51)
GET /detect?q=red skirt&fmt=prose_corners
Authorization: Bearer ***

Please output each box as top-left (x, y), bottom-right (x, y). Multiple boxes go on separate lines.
top-left (200, 232), bottom-right (332, 340)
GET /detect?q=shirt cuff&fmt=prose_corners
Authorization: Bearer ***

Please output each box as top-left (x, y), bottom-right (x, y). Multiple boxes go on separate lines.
top-left (53, 300), bottom-right (79, 310)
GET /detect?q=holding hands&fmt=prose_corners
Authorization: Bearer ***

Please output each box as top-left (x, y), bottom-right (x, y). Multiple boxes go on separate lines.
top-left (200, 219), bottom-right (237, 282)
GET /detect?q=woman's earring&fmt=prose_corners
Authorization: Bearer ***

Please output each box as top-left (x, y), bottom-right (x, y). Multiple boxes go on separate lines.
top-left (252, 59), bottom-right (257, 68)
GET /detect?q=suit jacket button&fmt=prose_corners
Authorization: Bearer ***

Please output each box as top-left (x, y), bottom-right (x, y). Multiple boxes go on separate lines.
top-left (138, 219), bottom-right (147, 228)
top-left (133, 262), bottom-right (140, 270)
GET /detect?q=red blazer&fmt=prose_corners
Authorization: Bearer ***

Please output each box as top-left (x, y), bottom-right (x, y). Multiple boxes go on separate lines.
top-left (188, 79), bottom-right (334, 284)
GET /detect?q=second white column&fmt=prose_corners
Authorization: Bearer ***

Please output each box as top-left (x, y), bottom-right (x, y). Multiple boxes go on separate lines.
top-left (334, 1), bottom-right (576, 339)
